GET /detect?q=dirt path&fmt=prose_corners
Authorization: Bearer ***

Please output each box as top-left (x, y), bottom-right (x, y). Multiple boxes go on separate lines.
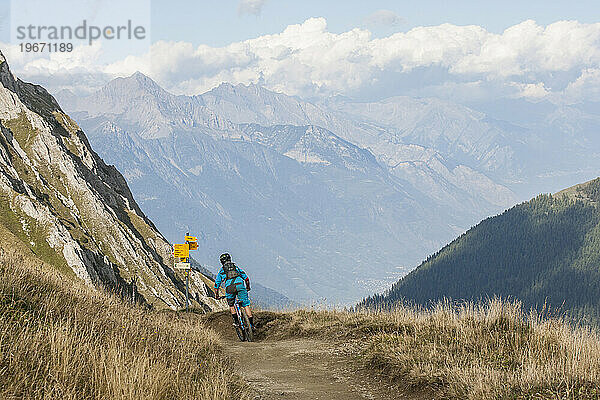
top-left (206, 312), bottom-right (413, 400)
top-left (228, 338), bottom-right (404, 400)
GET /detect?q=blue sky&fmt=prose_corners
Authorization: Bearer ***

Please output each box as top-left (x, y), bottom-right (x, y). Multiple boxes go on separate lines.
top-left (151, 0), bottom-right (600, 46)
top-left (3, 0), bottom-right (597, 46)
top-left (1, 0), bottom-right (599, 104)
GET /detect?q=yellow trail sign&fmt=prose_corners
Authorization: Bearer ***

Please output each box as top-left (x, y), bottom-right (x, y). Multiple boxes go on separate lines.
top-left (173, 243), bottom-right (189, 259)
top-left (189, 242), bottom-right (198, 250)
top-left (185, 236), bottom-right (197, 242)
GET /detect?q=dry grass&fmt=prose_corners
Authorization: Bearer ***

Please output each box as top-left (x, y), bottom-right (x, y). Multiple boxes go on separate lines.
top-left (0, 244), bottom-right (250, 400)
top-left (256, 300), bottom-right (600, 399)
top-left (3, 218), bottom-right (598, 399)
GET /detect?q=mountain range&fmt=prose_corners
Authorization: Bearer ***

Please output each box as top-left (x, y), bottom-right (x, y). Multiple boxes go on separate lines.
top-left (55, 72), bottom-right (600, 304)
top-left (55, 74), bottom-right (517, 303)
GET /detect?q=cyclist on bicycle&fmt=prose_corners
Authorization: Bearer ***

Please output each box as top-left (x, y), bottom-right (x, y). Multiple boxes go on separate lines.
top-left (214, 253), bottom-right (253, 328)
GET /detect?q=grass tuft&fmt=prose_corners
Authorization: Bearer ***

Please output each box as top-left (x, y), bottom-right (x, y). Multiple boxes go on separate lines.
top-left (256, 299), bottom-right (600, 399)
top-left (0, 244), bottom-right (250, 400)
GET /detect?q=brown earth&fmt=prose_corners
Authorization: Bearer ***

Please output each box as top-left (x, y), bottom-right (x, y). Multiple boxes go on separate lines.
top-left (204, 311), bottom-right (419, 400)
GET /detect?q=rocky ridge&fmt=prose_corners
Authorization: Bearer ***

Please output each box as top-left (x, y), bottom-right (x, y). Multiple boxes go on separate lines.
top-left (0, 51), bottom-right (219, 310)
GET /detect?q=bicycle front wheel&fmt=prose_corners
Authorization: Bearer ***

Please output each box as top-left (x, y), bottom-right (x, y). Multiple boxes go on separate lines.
top-left (241, 310), bottom-right (254, 342)
top-left (234, 323), bottom-right (245, 341)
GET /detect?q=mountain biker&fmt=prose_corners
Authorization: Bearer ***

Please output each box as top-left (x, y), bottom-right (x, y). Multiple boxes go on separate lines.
top-left (214, 253), bottom-right (253, 328)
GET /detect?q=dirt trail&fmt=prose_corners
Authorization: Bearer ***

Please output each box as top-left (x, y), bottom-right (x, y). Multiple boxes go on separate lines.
top-left (206, 312), bottom-right (413, 400)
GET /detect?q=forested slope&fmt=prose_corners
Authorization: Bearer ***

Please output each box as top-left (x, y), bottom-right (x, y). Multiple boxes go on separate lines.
top-left (362, 178), bottom-right (600, 323)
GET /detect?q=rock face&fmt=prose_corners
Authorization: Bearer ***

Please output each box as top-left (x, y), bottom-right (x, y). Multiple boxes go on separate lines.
top-left (0, 52), bottom-right (219, 310)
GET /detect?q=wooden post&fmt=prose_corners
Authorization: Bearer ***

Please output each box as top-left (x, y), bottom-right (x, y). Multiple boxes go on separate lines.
top-left (185, 232), bottom-right (190, 310)
top-left (185, 266), bottom-right (189, 310)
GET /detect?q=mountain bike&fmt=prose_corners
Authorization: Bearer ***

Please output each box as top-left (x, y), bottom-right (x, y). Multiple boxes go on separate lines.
top-left (219, 296), bottom-right (254, 342)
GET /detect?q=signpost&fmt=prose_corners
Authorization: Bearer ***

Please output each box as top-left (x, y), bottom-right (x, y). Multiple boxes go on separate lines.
top-left (173, 243), bottom-right (189, 259)
top-left (175, 262), bottom-right (191, 270)
top-left (173, 232), bottom-right (199, 311)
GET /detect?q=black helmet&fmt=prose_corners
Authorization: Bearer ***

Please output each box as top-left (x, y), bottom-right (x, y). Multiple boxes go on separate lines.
top-left (219, 253), bottom-right (231, 264)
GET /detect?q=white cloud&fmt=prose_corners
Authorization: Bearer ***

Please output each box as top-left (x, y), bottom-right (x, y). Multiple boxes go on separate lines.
top-left (238, 0), bottom-right (268, 16)
top-left (511, 82), bottom-right (550, 99)
top-left (23, 43), bottom-right (104, 75)
top-left (563, 68), bottom-right (600, 102)
top-left (452, 20), bottom-right (600, 77)
top-left (2, 18), bottom-right (600, 103)
top-left (364, 10), bottom-right (404, 27)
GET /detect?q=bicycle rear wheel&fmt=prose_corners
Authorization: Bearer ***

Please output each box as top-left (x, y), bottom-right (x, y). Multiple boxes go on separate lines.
top-left (234, 308), bottom-right (245, 341)
top-left (241, 309), bottom-right (254, 342)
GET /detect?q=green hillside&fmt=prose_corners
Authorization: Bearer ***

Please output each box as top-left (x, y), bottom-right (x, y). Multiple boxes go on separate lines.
top-left (362, 177), bottom-right (600, 323)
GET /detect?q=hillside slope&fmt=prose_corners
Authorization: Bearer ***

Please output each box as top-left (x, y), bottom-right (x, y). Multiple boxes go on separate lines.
top-left (362, 177), bottom-right (600, 323)
top-left (0, 51), bottom-right (217, 310)
top-left (0, 221), bottom-right (246, 399)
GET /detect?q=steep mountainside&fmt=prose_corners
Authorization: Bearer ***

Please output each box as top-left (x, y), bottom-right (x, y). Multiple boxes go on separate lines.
top-left (0, 52), bottom-right (218, 310)
top-left (362, 178), bottom-right (600, 323)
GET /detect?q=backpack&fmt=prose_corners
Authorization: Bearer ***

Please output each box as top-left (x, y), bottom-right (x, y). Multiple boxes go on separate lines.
top-left (223, 262), bottom-right (240, 280)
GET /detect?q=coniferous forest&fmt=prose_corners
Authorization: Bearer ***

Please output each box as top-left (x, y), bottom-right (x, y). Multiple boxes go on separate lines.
top-left (362, 178), bottom-right (600, 324)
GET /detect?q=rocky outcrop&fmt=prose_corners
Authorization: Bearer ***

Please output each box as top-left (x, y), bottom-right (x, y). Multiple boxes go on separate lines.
top-left (0, 51), bottom-right (219, 310)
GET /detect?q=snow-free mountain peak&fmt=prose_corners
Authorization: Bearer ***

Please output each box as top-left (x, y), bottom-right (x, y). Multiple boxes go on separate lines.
top-left (59, 72), bottom-right (236, 139)
top-left (60, 75), bottom-right (521, 303)
top-left (90, 71), bottom-right (171, 109)
top-left (200, 81), bottom-right (325, 126)
top-left (207, 81), bottom-right (284, 98)
top-left (118, 71), bottom-right (165, 93)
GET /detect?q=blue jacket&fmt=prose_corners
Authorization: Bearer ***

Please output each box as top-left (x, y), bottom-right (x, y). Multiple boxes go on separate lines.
top-left (214, 265), bottom-right (249, 290)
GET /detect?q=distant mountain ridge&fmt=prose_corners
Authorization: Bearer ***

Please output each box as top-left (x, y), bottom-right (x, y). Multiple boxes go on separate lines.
top-left (60, 72), bottom-right (235, 139)
top-left (61, 78), bottom-right (516, 210)
top-left (57, 73), bottom-right (518, 303)
top-left (199, 83), bottom-right (521, 204)
top-left (56, 72), bottom-right (600, 304)
top-left (361, 177), bottom-right (600, 323)
top-left (198, 81), bottom-right (600, 197)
